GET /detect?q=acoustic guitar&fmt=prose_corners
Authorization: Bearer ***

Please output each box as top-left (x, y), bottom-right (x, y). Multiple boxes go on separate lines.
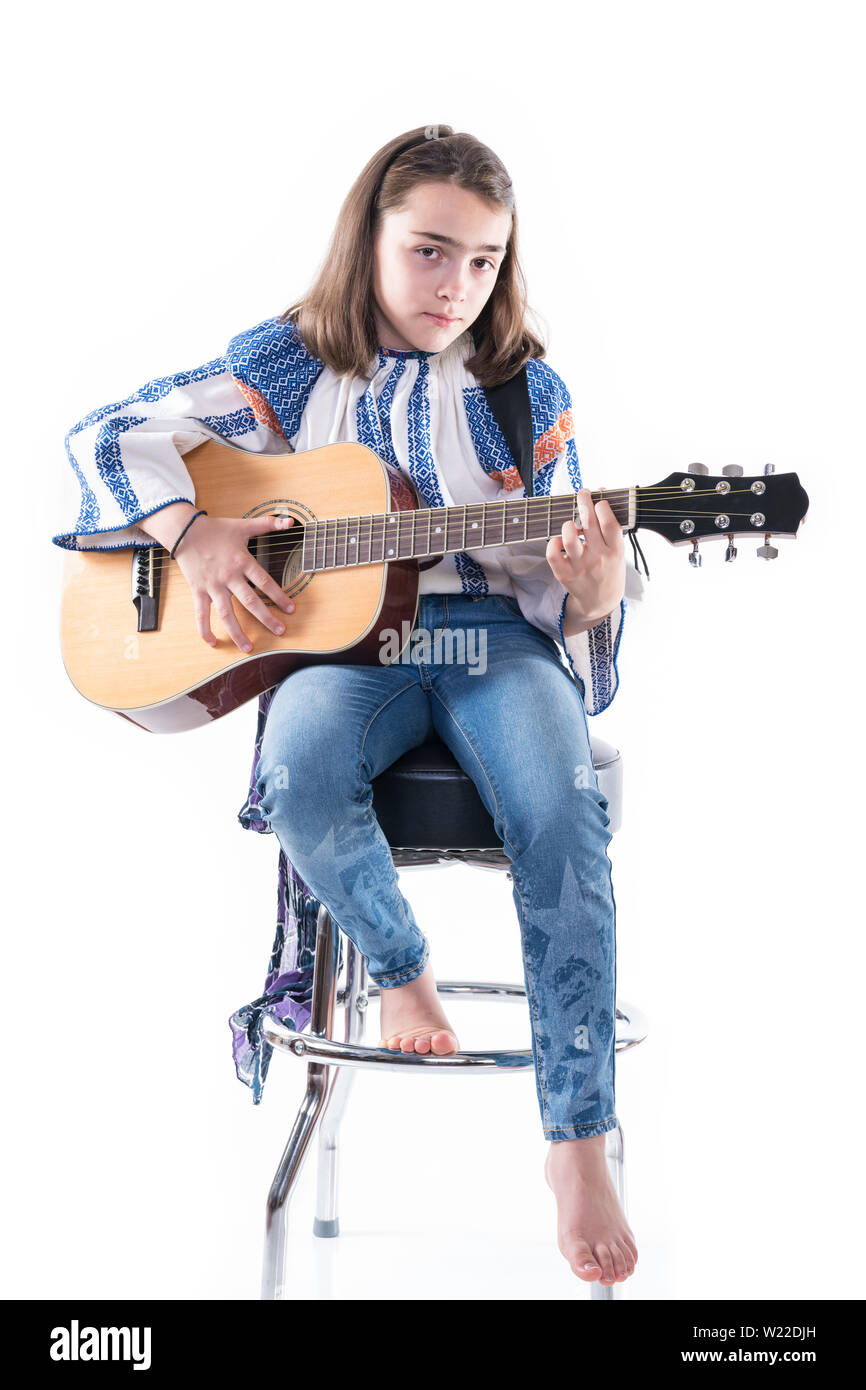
top-left (58, 438), bottom-right (809, 733)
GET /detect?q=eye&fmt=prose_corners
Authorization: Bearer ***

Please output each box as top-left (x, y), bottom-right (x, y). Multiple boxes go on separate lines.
top-left (415, 247), bottom-right (497, 271)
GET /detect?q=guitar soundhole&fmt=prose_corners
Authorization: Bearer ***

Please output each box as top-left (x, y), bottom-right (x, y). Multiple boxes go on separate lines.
top-left (245, 503), bottom-right (310, 601)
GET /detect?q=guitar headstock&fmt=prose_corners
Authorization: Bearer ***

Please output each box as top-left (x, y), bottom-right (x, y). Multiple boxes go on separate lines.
top-left (634, 464), bottom-right (809, 564)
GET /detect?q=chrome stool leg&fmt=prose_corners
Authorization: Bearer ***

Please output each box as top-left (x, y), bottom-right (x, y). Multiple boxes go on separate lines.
top-left (590, 1120), bottom-right (627, 1301)
top-left (313, 938), bottom-right (368, 1238)
top-left (261, 905), bottom-right (340, 1300)
top-left (261, 916), bottom-right (648, 1299)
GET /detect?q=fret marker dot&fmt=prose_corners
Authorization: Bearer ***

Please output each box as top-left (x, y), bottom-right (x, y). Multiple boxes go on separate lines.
top-left (387, 547), bottom-right (394, 556)
top-left (471, 521), bottom-right (478, 528)
top-left (434, 526), bottom-right (442, 534)
top-left (350, 537), bottom-right (356, 544)
top-left (512, 517), bottom-right (519, 523)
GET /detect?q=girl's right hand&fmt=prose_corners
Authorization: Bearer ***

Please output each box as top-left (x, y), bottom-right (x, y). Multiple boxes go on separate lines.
top-left (174, 513), bottom-right (297, 652)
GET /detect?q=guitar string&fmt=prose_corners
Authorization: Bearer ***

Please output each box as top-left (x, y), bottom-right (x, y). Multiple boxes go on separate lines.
top-left (129, 487), bottom-right (787, 578)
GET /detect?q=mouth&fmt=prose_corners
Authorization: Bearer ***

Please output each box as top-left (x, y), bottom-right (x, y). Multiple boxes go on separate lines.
top-left (424, 312), bottom-right (460, 325)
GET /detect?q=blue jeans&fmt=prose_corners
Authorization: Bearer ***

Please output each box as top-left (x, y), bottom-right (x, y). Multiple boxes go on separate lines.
top-left (254, 593), bottom-right (618, 1142)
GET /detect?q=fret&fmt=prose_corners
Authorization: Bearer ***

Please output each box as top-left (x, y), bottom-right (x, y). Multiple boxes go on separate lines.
top-left (431, 510), bottom-right (446, 557)
top-left (302, 489), bottom-right (634, 572)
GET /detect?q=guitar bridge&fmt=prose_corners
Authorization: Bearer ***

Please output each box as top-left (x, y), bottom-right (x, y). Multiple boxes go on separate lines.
top-left (131, 545), bottom-right (163, 632)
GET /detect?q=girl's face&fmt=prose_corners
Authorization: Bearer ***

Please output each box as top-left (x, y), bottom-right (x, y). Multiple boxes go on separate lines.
top-left (372, 180), bottom-right (512, 353)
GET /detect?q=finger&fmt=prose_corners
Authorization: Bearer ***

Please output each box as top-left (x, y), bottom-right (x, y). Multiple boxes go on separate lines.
top-left (193, 590), bottom-right (217, 647)
top-left (546, 532), bottom-right (576, 584)
top-left (243, 561), bottom-right (296, 614)
top-left (575, 489), bottom-right (603, 546)
top-left (595, 497), bottom-right (623, 549)
top-left (245, 512), bottom-right (295, 535)
top-left (227, 577), bottom-right (290, 639)
top-left (211, 589), bottom-right (255, 653)
top-left (559, 517), bottom-right (589, 565)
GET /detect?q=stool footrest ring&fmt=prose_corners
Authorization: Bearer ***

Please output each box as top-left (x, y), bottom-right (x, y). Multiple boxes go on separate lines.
top-left (261, 989), bottom-right (648, 1072)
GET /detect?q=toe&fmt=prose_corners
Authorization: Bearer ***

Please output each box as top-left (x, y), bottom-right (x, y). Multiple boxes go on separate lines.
top-left (565, 1239), bottom-right (602, 1281)
top-left (414, 1034), bottom-right (432, 1054)
top-left (594, 1242), bottom-right (616, 1285)
top-left (431, 1031), bottom-right (458, 1055)
top-left (611, 1243), bottom-right (632, 1282)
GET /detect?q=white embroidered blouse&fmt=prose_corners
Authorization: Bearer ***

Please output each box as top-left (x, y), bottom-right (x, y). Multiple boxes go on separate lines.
top-left (52, 315), bottom-right (644, 714)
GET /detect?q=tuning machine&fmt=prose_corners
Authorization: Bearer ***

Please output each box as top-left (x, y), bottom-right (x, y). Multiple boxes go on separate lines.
top-left (754, 465), bottom-right (779, 559)
top-left (689, 540), bottom-right (701, 567)
top-left (725, 534), bottom-right (738, 562)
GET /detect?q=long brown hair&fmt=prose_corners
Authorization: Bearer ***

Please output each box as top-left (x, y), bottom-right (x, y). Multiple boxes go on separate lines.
top-left (278, 124), bottom-right (547, 387)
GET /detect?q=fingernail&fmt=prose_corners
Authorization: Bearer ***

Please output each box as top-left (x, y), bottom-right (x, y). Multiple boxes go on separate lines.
top-left (275, 624), bottom-right (285, 634)
top-left (583, 1262), bottom-right (600, 1270)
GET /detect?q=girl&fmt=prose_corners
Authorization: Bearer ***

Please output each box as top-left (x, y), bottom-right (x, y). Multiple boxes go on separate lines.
top-left (54, 125), bottom-right (641, 1288)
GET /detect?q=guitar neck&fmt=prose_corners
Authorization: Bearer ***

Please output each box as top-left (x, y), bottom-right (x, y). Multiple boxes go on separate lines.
top-left (302, 487), bottom-right (635, 572)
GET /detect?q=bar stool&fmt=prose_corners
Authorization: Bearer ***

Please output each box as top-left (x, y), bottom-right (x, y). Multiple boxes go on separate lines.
top-left (260, 733), bottom-right (648, 1301)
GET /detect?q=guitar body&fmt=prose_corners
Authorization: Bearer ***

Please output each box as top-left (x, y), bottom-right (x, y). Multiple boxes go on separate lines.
top-left (59, 440), bottom-right (423, 733)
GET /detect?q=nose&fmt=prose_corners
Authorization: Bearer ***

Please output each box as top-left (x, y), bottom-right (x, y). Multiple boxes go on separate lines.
top-left (437, 269), bottom-right (468, 308)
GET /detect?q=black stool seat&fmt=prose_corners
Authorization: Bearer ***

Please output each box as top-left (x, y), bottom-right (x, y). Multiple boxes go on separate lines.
top-left (371, 733), bottom-right (621, 856)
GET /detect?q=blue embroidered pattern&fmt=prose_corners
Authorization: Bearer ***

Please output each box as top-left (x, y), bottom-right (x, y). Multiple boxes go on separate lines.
top-left (462, 385), bottom-right (519, 484)
top-left (558, 594), bottom-right (627, 714)
top-left (61, 355), bottom-right (229, 542)
top-left (525, 358), bottom-right (581, 496)
top-left (196, 405), bottom-right (260, 439)
top-left (356, 353), bottom-right (408, 463)
top-left (226, 316), bottom-right (325, 443)
top-left (405, 358), bottom-right (445, 508)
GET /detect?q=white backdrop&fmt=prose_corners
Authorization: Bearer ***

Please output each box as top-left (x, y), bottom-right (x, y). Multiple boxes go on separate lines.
top-left (4, 0), bottom-right (863, 1301)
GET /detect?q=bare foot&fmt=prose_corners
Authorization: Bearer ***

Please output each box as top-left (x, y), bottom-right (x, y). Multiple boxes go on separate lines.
top-left (544, 1136), bottom-right (638, 1286)
top-left (377, 961), bottom-right (459, 1055)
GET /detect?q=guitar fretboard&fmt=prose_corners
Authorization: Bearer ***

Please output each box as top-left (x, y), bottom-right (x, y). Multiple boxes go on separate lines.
top-left (301, 488), bottom-right (634, 572)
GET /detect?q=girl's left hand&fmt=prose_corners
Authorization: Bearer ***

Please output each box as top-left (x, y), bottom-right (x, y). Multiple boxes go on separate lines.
top-left (545, 488), bottom-right (626, 627)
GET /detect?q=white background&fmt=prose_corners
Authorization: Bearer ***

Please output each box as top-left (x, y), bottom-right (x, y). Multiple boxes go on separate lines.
top-left (4, 0), bottom-right (863, 1301)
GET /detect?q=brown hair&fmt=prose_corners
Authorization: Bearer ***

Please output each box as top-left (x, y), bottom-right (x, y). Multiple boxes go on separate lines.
top-left (277, 124), bottom-right (547, 387)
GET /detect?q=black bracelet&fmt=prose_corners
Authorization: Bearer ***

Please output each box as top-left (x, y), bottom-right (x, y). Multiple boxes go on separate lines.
top-left (170, 509), bottom-right (208, 559)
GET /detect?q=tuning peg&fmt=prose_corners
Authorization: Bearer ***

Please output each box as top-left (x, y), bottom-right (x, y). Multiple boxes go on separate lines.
top-left (763, 463), bottom-right (775, 475)
top-left (722, 465), bottom-right (743, 477)
top-left (725, 534), bottom-right (738, 562)
top-left (757, 534), bottom-right (779, 560)
top-left (687, 463), bottom-right (709, 475)
top-left (689, 540), bottom-right (702, 567)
